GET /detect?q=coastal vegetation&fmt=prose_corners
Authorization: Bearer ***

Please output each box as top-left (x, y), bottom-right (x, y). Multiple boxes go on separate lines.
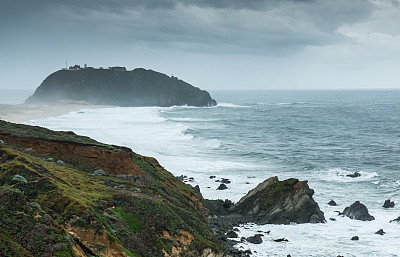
top-left (0, 120), bottom-right (222, 256)
top-left (26, 68), bottom-right (217, 107)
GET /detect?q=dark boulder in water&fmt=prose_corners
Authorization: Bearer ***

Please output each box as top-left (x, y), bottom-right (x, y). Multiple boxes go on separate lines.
top-left (383, 199), bottom-right (395, 208)
top-left (26, 68), bottom-right (217, 107)
top-left (246, 234), bottom-right (263, 244)
top-left (217, 184), bottom-right (228, 190)
top-left (273, 238), bottom-right (289, 242)
top-left (346, 172), bottom-right (361, 178)
top-left (351, 236), bottom-right (359, 241)
top-left (226, 230), bottom-right (239, 238)
top-left (341, 201), bottom-right (374, 221)
top-left (328, 200), bottom-right (337, 206)
top-left (390, 216), bottom-right (400, 223)
top-left (375, 229), bottom-right (385, 235)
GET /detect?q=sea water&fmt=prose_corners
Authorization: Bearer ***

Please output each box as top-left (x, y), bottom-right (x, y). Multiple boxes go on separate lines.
top-left (23, 90), bottom-right (400, 256)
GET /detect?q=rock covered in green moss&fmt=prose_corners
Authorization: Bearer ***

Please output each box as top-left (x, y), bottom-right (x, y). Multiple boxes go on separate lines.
top-left (232, 176), bottom-right (325, 224)
top-left (27, 68), bottom-right (217, 107)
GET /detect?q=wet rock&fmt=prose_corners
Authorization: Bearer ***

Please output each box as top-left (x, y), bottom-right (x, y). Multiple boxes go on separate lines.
top-left (330, 218), bottom-right (336, 221)
top-left (221, 178), bottom-right (231, 184)
top-left (375, 229), bottom-right (385, 235)
top-left (12, 174), bottom-right (28, 183)
top-left (177, 175), bottom-right (187, 181)
top-left (217, 184), bottom-right (228, 190)
top-left (346, 172), bottom-right (361, 178)
top-left (383, 199), bottom-right (395, 208)
top-left (209, 176), bottom-right (216, 179)
top-left (351, 236), bottom-right (359, 241)
top-left (204, 199), bottom-right (232, 216)
top-left (328, 200), bottom-right (337, 206)
top-left (222, 199), bottom-right (233, 209)
top-left (232, 176), bottom-right (325, 224)
top-left (390, 216), bottom-right (400, 223)
top-left (192, 185), bottom-right (201, 195)
top-left (274, 238), bottom-right (288, 242)
top-left (341, 201), bottom-right (374, 221)
top-left (246, 234), bottom-right (263, 244)
top-left (226, 230), bottom-right (239, 238)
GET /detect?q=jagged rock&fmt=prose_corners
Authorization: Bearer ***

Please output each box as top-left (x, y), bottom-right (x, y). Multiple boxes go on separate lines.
top-left (217, 184), bottom-right (228, 190)
top-left (192, 185), bottom-right (202, 196)
top-left (273, 238), bottom-right (288, 242)
top-left (341, 201), bottom-right (374, 221)
top-left (177, 175), bottom-right (187, 181)
top-left (221, 178), bottom-right (231, 184)
top-left (204, 199), bottom-right (232, 216)
top-left (383, 199), bottom-right (395, 208)
top-left (27, 68), bottom-right (217, 107)
top-left (222, 199), bottom-right (233, 209)
top-left (232, 176), bottom-right (325, 224)
top-left (328, 200), bottom-right (337, 206)
top-left (346, 172), bottom-right (361, 178)
top-left (375, 229), bottom-right (385, 235)
top-left (12, 174), bottom-right (28, 183)
top-left (351, 236), bottom-right (359, 241)
top-left (209, 176), bottom-right (216, 179)
top-left (390, 216), bottom-right (400, 223)
top-left (226, 230), bottom-right (239, 238)
top-left (246, 234), bottom-right (263, 244)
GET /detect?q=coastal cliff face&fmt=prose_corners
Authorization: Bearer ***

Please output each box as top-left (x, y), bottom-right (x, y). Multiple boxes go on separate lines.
top-left (26, 68), bottom-right (217, 107)
top-left (0, 120), bottom-right (224, 257)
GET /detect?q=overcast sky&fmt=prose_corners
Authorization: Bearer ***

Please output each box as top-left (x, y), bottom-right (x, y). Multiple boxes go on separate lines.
top-left (1, 0), bottom-right (400, 91)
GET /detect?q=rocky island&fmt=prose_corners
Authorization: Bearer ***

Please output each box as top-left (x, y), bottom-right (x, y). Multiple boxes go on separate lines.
top-left (26, 67), bottom-right (217, 107)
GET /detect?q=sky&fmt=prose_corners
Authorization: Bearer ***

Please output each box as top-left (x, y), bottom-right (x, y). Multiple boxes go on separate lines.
top-left (1, 0), bottom-right (400, 91)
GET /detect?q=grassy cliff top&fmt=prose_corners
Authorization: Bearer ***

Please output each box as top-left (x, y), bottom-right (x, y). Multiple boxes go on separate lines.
top-left (0, 121), bottom-right (222, 256)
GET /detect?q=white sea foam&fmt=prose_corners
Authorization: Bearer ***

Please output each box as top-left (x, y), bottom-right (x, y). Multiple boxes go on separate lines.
top-left (217, 103), bottom-right (250, 108)
top-left (314, 167), bottom-right (379, 183)
top-left (24, 95), bottom-right (400, 256)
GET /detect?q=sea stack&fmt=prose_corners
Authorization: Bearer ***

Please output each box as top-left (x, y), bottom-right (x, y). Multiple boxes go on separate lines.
top-left (26, 67), bottom-right (217, 107)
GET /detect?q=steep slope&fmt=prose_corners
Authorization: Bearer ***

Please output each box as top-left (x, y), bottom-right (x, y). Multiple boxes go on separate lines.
top-left (0, 120), bottom-right (224, 257)
top-left (26, 68), bottom-right (217, 107)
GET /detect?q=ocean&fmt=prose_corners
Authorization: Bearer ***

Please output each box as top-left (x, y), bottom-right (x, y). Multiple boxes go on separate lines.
top-left (6, 90), bottom-right (400, 256)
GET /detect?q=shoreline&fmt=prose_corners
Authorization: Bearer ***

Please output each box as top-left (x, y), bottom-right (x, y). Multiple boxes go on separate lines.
top-left (0, 100), bottom-right (112, 123)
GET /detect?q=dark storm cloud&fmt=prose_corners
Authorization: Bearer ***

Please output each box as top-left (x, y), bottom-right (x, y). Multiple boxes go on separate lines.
top-left (1, 0), bottom-right (374, 54)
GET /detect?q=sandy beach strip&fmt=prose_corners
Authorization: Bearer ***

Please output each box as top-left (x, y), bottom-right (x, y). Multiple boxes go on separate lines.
top-left (0, 100), bottom-right (112, 123)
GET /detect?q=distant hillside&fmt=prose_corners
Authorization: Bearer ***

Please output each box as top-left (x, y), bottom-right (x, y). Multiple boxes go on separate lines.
top-left (26, 67), bottom-right (217, 107)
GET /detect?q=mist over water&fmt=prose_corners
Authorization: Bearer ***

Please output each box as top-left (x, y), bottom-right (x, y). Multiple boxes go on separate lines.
top-left (25, 90), bottom-right (400, 256)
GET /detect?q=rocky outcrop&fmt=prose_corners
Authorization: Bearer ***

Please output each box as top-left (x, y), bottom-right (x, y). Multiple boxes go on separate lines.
top-left (341, 201), bottom-right (375, 221)
top-left (231, 177), bottom-right (325, 224)
top-left (26, 68), bottom-right (217, 107)
top-left (206, 176), bottom-right (325, 255)
top-left (0, 120), bottom-right (225, 257)
top-left (383, 199), bottom-right (395, 208)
